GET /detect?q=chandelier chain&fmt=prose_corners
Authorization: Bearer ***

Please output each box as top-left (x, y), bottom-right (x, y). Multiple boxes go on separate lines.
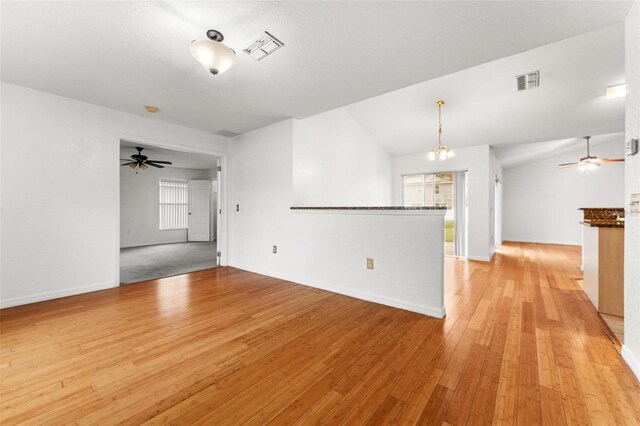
top-left (438, 102), bottom-right (443, 149)
top-left (428, 100), bottom-right (454, 161)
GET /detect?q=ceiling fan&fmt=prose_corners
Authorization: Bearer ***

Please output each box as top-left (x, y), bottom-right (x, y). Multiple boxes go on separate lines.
top-left (558, 136), bottom-right (624, 171)
top-left (121, 147), bottom-right (172, 172)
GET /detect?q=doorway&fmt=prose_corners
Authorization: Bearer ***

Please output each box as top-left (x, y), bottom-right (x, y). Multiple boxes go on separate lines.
top-left (118, 140), bottom-right (224, 284)
top-left (403, 171), bottom-right (467, 257)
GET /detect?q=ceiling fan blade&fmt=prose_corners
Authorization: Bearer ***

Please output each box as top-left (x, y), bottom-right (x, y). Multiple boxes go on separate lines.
top-left (558, 162), bottom-right (579, 167)
top-left (145, 162), bottom-right (164, 168)
top-left (146, 160), bottom-right (172, 164)
top-left (120, 158), bottom-right (134, 161)
top-left (600, 158), bottom-right (625, 163)
top-left (121, 162), bottom-right (136, 166)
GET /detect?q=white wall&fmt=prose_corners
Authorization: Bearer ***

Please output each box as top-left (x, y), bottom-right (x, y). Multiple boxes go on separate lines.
top-left (229, 120), bottom-right (295, 272)
top-left (0, 82), bottom-right (228, 308)
top-left (120, 162), bottom-right (212, 248)
top-left (622, 0), bottom-right (640, 381)
top-left (229, 120), bottom-right (446, 317)
top-left (502, 138), bottom-right (625, 246)
top-left (293, 108), bottom-right (392, 206)
top-left (392, 145), bottom-right (493, 261)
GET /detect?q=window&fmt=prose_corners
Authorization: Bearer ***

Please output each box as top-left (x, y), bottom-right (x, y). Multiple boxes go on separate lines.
top-left (403, 173), bottom-right (453, 208)
top-left (159, 179), bottom-right (188, 229)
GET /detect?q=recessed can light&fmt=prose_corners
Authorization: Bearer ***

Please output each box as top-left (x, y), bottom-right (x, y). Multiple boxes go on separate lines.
top-left (145, 105), bottom-right (159, 113)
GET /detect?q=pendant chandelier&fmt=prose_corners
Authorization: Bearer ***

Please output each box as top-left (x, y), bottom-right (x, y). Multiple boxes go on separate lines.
top-left (428, 100), bottom-right (455, 161)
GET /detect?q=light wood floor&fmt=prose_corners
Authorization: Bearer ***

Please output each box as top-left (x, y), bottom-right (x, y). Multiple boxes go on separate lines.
top-left (1, 242), bottom-right (639, 425)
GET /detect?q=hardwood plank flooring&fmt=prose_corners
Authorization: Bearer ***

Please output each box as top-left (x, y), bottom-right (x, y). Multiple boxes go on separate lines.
top-left (1, 242), bottom-right (639, 425)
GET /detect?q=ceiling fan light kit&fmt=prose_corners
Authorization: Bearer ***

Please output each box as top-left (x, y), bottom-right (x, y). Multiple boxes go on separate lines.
top-left (428, 100), bottom-right (455, 161)
top-left (121, 147), bottom-right (173, 174)
top-left (190, 29), bottom-right (237, 76)
top-left (577, 159), bottom-right (600, 171)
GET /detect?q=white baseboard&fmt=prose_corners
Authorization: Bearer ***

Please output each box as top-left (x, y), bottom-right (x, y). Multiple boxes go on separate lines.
top-left (467, 249), bottom-right (497, 262)
top-left (230, 263), bottom-right (446, 319)
top-left (467, 255), bottom-right (492, 262)
top-left (621, 345), bottom-right (640, 382)
top-left (502, 238), bottom-right (581, 246)
top-left (0, 281), bottom-right (117, 309)
top-left (120, 239), bottom-right (188, 249)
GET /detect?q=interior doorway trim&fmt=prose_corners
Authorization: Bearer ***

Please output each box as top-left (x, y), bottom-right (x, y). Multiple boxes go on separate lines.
top-left (115, 133), bottom-right (229, 286)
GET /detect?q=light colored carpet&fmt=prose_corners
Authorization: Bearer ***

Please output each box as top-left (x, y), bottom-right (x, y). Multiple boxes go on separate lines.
top-left (120, 242), bottom-right (217, 284)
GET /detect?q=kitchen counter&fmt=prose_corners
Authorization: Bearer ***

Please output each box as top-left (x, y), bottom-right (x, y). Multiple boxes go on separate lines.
top-left (580, 220), bottom-right (625, 228)
top-left (580, 207), bottom-right (624, 317)
top-left (579, 207), bottom-right (624, 222)
top-left (290, 206), bottom-right (447, 210)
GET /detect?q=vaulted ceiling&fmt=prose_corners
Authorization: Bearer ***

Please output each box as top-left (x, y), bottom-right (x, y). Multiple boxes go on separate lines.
top-left (345, 24), bottom-right (626, 155)
top-left (1, 1), bottom-right (632, 142)
top-left (493, 132), bottom-right (625, 169)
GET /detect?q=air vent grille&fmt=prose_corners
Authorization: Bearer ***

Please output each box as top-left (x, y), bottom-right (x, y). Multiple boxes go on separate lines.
top-left (244, 31), bottom-right (284, 61)
top-left (516, 71), bottom-right (540, 91)
top-left (215, 130), bottom-right (239, 138)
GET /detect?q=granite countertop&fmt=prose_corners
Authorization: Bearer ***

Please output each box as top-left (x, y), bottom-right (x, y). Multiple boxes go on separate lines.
top-left (290, 206), bottom-right (448, 210)
top-left (580, 220), bottom-right (625, 228)
top-left (579, 207), bottom-right (625, 228)
top-left (578, 207), bottom-right (624, 210)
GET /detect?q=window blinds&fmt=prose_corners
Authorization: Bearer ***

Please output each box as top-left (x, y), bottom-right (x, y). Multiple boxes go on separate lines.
top-left (159, 179), bottom-right (188, 229)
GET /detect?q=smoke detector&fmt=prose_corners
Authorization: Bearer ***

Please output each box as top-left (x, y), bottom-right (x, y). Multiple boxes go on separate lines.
top-left (244, 31), bottom-right (284, 61)
top-left (516, 71), bottom-right (540, 91)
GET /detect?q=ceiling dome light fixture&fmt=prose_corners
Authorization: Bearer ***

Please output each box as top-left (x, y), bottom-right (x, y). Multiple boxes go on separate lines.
top-left (428, 100), bottom-right (455, 161)
top-left (189, 29), bottom-right (236, 76)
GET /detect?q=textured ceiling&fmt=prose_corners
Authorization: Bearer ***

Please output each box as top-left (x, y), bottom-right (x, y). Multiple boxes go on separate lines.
top-left (346, 24), bottom-right (626, 156)
top-left (1, 1), bottom-right (633, 137)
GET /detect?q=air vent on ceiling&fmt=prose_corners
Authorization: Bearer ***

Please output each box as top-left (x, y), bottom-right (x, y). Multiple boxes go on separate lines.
top-left (516, 71), bottom-right (540, 91)
top-left (215, 130), bottom-right (239, 138)
top-left (244, 31), bottom-right (284, 61)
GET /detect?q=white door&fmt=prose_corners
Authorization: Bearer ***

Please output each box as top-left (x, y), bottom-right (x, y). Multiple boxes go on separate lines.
top-left (188, 180), bottom-right (210, 241)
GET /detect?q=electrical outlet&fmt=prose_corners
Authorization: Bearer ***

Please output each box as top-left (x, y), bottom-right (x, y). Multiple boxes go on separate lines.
top-left (273, 245), bottom-right (277, 254)
top-left (366, 258), bottom-right (374, 270)
top-left (236, 204), bottom-right (239, 212)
